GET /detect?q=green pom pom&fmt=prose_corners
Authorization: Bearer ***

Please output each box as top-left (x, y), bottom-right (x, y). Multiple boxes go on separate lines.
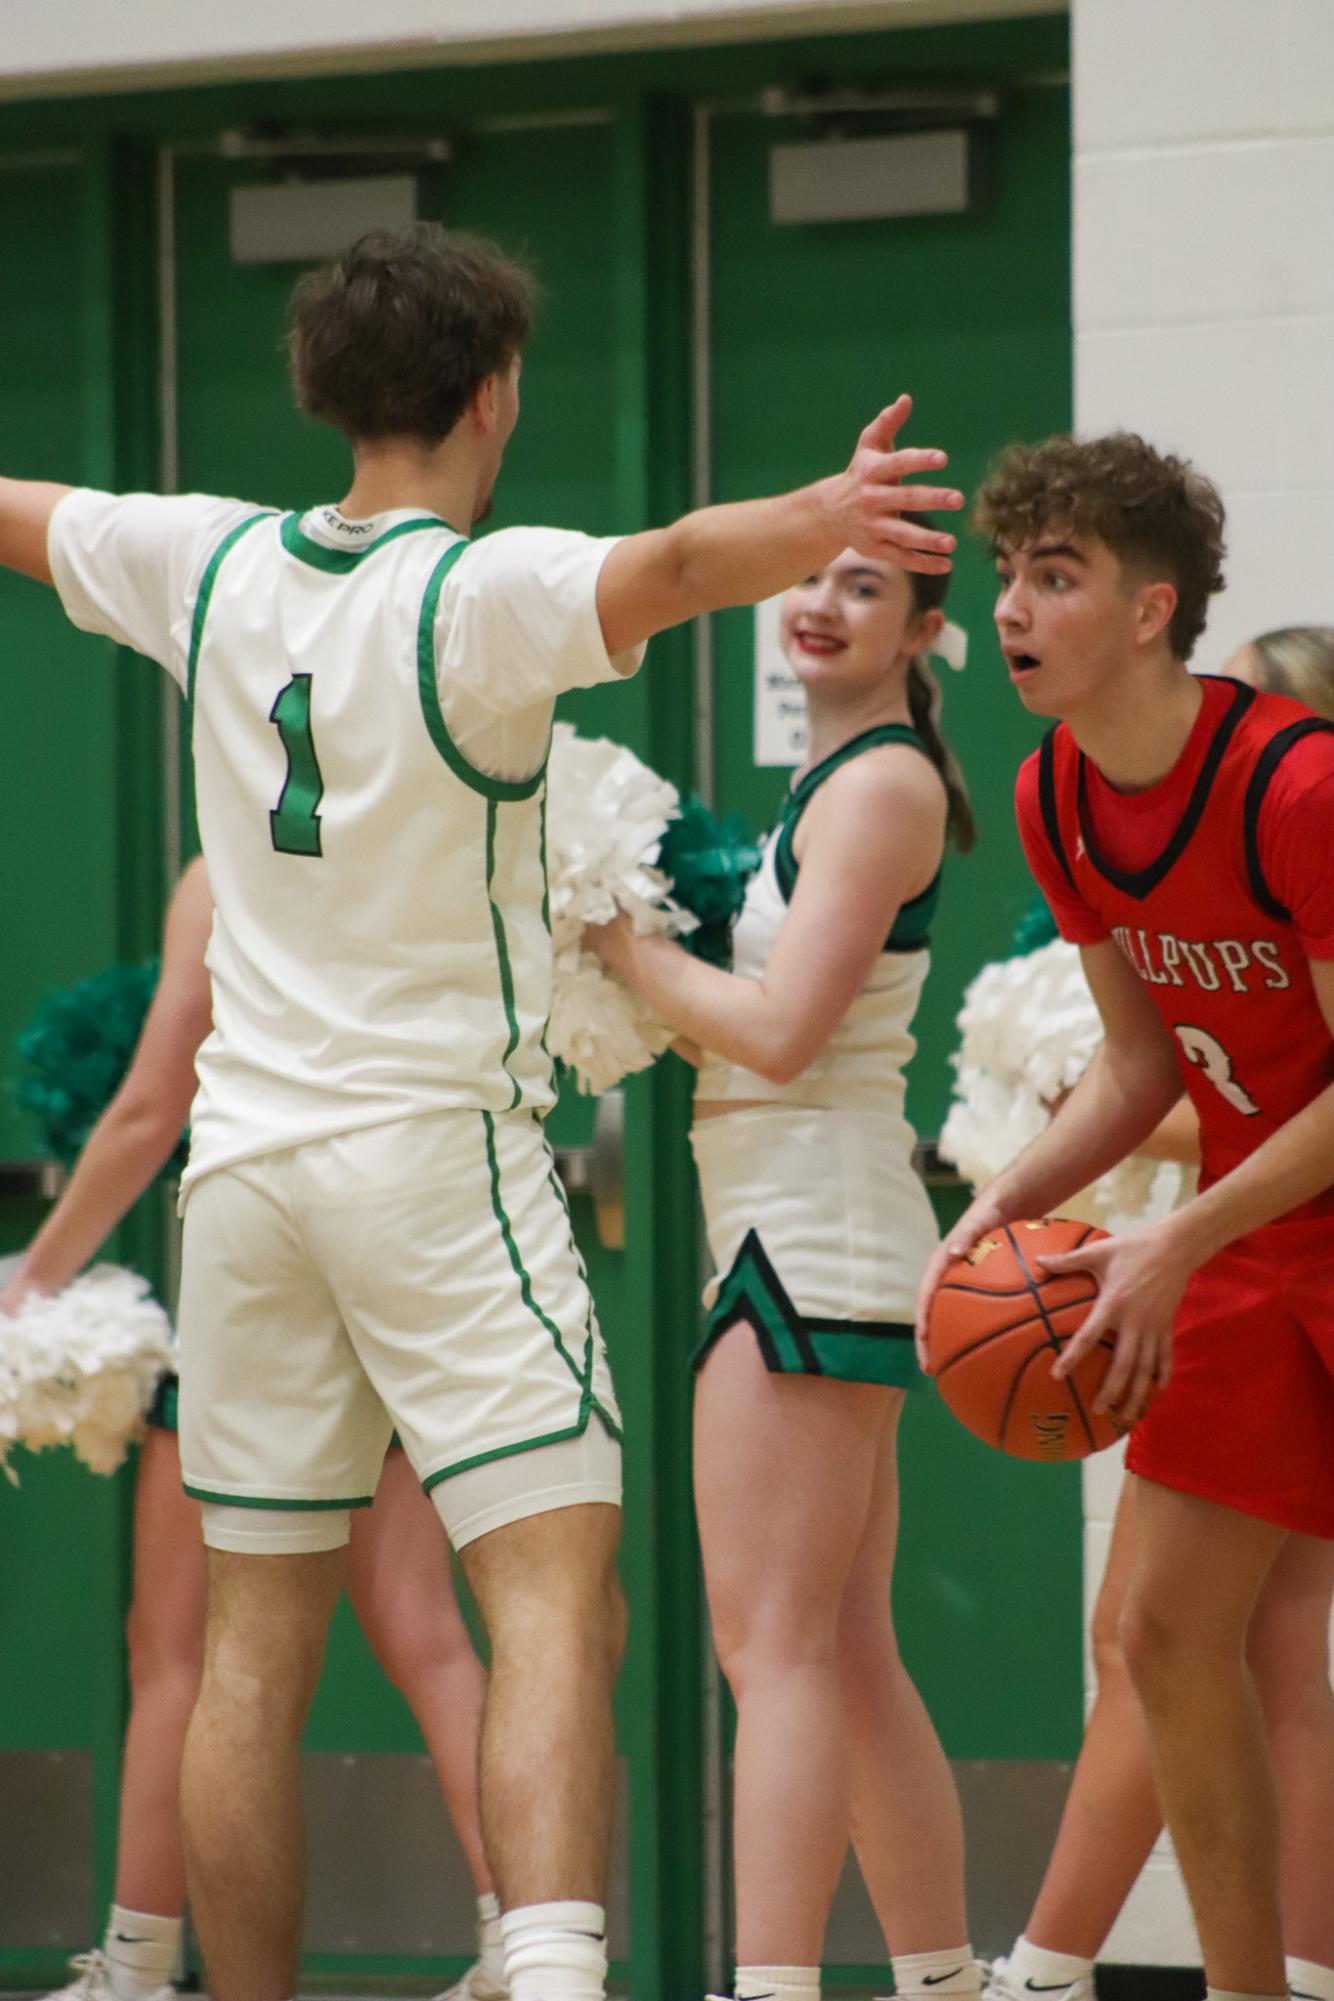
top-left (657, 796), bottom-right (761, 968)
top-left (15, 960), bottom-right (189, 1180)
top-left (1010, 896), bottom-right (1058, 957)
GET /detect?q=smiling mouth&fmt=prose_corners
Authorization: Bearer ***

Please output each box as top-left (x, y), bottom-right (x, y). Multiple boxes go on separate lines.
top-left (794, 632), bottom-right (845, 655)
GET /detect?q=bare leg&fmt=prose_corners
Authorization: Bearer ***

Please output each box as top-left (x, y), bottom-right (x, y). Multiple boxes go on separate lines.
top-left (694, 1326), bottom-right (893, 1965)
top-left (348, 1449), bottom-right (493, 1895)
top-left (1247, 1533), bottom-right (1334, 1969)
top-left (1022, 1480), bottom-right (1162, 1957)
top-left (114, 1430), bottom-right (207, 1916)
top-left (1121, 1478), bottom-right (1287, 1994)
top-left (181, 1547), bottom-right (345, 2001)
top-left (838, 1399), bottom-right (970, 1955)
top-left (459, 1500), bottom-right (624, 1907)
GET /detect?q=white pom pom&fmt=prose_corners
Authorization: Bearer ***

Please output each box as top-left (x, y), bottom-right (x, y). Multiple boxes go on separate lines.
top-left (0, 1265), bottom-right (175, 1480)
top-left (547, 945), bottom-right (675, 1097)
top-left (544, 725), bottom-right (691, 1092)
top-left (942, 938), bottom-right (1197, 1231)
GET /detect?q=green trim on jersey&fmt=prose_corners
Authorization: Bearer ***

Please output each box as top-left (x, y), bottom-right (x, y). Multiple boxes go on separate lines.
top-left (416, 543), bottom-right (549, 802)
top-left (186, 511), bottom-right (275, 704)
top-left (694, 1227), bottom-right (919, 1387)
top-left (182, 1485), bottom-right (374, 1511)
top-left (774, 722), bottom-right (942, 951)
top-left (480, 1111), bottom-right (622, 1442)
top-left (487, 800), bottom-right (524, 1109)
top-left (279, 512), bottom-right (449, 573)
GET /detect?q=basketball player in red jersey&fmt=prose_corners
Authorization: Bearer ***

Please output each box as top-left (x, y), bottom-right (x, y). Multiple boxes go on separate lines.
top-left (916, 433), bottom-right (1334, 2001)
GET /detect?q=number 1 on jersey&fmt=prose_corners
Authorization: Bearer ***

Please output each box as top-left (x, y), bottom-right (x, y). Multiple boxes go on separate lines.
top-left (269, 675), bottom-right (324, 857)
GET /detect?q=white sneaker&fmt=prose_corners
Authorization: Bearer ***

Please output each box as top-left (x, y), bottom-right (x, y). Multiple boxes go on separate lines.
top-left (983, 1956), bottom-right (1094, 2001)
top-left (432, 1962), bottom-right (509, 2001)
top-left (42, 1952), bottom-right (175, 2001)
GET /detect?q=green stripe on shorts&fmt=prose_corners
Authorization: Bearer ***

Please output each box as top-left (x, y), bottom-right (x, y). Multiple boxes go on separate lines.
top-left (182, 1486), bottom-right (374, 1510)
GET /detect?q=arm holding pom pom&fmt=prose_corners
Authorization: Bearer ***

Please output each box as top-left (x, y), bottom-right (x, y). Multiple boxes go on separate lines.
top-left (2, 860), bottom-right (213, 1314)
top-left (655, 799), bottom-right (761, 968)
top-left (589, 748), bottom-right (943, 1087)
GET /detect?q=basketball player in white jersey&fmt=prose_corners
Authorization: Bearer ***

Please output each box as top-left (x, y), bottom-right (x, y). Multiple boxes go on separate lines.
top-left (0, 223), bottom-right (962, 2001)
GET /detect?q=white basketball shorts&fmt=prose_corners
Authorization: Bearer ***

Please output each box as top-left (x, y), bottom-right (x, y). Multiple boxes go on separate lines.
top-left (177, 1108), bottom-right (622, 1552)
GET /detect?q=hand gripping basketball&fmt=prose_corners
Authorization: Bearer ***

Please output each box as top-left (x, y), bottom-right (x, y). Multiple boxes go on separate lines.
top-left (925, 1217), bottom-right (1127, 1460)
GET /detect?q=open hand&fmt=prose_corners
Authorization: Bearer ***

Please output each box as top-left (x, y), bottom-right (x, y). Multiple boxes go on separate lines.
top-left (1039, 1222), bottom-right (1191, 1425)
top-left (827, 395), bottom-right (964, 576)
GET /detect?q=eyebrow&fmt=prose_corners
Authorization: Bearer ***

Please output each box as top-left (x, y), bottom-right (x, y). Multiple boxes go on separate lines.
top-left (836, 565), bottom-right (887, 583)
top-left (1028, 541), bottom-right (1087, 564)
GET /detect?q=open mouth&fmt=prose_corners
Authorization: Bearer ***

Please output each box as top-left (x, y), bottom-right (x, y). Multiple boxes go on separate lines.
top-left (793, 632), bottom-right (845, 656)
top-left (1007, 651), bottom-right (1040, 674)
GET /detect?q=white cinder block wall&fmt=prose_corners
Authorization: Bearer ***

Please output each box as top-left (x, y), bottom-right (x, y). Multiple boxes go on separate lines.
top-left (1073, 0), bottom-right (1334, 1965)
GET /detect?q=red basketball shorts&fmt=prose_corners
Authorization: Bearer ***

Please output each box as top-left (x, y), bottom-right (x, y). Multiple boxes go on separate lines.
top-left (1126, 1215), bottom-right (1334, 1539)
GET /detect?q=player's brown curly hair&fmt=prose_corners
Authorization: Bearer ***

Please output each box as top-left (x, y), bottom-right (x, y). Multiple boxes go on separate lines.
top-left (973, 431), bottom-right (1227, 661)
top-left (289, 223), bottom-right (536, 446)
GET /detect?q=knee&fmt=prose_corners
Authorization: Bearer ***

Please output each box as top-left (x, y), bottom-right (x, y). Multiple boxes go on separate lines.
top-left (1247, 1606), bottom-right (1332, 1726)
top-left (710, 1586), bottom-right (837, 1693)
top-left (834, 1598), bottom-right (905, 1713)
top-left (125, 1594), bottom-right (204, 1705)
top-left (1119, 1588), bottom-right (1216, 1704)
top-left (364, 1597), bottom-right (479, 1700)
top-left (1090, 1590), bottom-right (1132, 1695)
top-left (488, 1548), bottom-right (626, 1688)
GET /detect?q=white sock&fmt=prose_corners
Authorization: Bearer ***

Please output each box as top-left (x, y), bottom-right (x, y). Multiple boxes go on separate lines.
top-left (477, 1892), bottom-right (506, 1989)
top-left (1288, 1963), bottom-right (1334, 2001)
top-left (1005, 1937), bottom-right (1093, 1993)
top-left (501, 1901), bottom-right (606, 2001)
top-left (892, 1948), bottom-right (980, 2001)
top-left (734, 1965), bottom-right (819, 2001)
top-left (103, 1906), bottom-right (180, 2001)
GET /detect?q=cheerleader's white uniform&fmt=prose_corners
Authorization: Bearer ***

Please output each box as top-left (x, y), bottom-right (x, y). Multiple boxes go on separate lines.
top-left (692, 724), bottom-right (942, 1386)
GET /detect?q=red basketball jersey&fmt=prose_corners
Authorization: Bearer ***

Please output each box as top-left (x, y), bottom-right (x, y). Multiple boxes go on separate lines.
top-left (1020, 676), bottom-right (1334, 1218)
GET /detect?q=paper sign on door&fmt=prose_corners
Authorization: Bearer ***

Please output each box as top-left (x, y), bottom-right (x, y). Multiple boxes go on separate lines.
top-left (753, 595), bottom-right (807, 767)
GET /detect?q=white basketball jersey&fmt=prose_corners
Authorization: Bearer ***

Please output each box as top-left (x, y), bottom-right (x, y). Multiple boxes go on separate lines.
top-left (48, 490), bottom-right (639, 1188)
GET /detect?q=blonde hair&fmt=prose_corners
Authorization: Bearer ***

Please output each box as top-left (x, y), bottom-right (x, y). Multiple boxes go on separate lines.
top-left (1249, 626), bottom-right (1334, 721)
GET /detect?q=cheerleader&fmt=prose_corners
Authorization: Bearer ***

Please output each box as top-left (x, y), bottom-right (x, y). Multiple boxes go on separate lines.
top-left (588, 542), bottom-right (977, 2001)
top-left (2, 858), bottom-right (504, 2001)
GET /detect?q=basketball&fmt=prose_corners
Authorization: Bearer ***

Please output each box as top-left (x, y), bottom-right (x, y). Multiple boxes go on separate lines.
top-left (927, 1217), bottom-right (1124, 1460)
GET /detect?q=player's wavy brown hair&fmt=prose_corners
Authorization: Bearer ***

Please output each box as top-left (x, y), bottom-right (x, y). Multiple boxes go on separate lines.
top-left (973, 431), bottom-right (1227, 661)
top-left (289, 223), bottom-right (536, 446)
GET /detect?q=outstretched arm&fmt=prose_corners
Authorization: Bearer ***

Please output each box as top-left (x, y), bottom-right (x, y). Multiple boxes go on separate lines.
top-left (0, 860), bottom-right (214, 1313)
top-left (0, 478), bottom-right (74, 585)
top-left (594, 395), bottom-right (962, 657)
top-left (589, 748), bottom-right (946, 1085)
